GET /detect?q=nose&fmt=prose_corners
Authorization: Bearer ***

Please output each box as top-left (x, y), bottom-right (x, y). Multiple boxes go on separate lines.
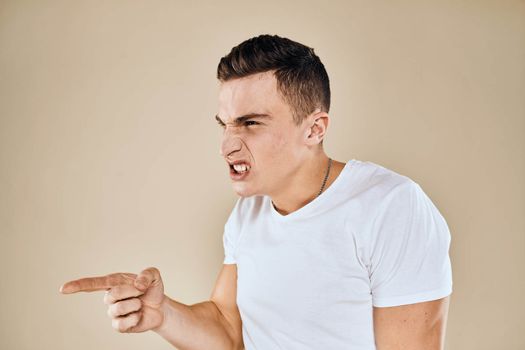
top-left (219, 128), bottom-right (243, 159)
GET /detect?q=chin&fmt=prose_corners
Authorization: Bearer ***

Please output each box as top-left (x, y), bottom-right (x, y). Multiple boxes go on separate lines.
top-left (231, 183), bottom-right (260, 197)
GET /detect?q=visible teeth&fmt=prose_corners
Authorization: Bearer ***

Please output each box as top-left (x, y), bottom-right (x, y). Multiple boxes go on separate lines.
top-left (233, 163), bottom-right (250, 173)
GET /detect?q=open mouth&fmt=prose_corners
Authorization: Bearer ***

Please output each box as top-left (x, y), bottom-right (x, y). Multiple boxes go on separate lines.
top-left (229, 162), bottom-right (251, 180)
top-left (231, 163), bottom-right (250, 173)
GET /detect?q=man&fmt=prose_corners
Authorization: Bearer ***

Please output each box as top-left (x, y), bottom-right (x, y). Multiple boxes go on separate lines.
top-left (60, 34), bottom-right (453, 350)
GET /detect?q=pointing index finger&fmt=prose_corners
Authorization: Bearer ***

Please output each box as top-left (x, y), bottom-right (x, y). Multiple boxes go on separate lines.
top-left (60, 273), bottom-right (136, 294)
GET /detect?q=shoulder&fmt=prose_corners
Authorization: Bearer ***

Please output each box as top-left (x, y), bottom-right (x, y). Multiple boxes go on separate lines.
top-left (350, 159), bottom-right (419, 204)
top-left (346, 160), bottom-right (446, 233)
top-left (355, 161), bottom-right (449, 243)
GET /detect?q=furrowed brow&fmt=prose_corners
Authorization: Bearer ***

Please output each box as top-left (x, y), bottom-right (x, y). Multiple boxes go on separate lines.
top-left (215, 113), bottom-right (272, 125)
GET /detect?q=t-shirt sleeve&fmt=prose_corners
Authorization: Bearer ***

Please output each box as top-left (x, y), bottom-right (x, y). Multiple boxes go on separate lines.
top-left (223, 197), bottom-right (243, 265)
top-left (367, 180), bottom-right (453, 307)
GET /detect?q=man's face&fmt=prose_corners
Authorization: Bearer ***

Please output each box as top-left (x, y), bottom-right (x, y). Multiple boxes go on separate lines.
top-left (217, 71), bottom-right (310, 197)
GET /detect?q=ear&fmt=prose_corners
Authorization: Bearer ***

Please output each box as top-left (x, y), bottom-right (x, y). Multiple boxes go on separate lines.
top-left (304, 110), bottom-right (329, 146)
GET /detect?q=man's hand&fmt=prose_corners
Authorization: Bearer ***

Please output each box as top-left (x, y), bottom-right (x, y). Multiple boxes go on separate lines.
top-left (60, 267), bottom-right (166, 333)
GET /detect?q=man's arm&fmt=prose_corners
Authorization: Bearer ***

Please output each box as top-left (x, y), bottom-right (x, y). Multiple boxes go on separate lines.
top-left (61, 265), bottom-right (243, 350)
top-left (373, 296), bottom-right (450, 350)
top-left (154, 264), bottom-right (243, 350)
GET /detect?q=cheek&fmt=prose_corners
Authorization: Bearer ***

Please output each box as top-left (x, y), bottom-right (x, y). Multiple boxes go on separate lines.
top-left (270, 134), bottom-right (297, 170)
top-left (253, 131), bottom-right (287, 154)
top-left (267, 134), bottom-right (293, 165)
top-left (250, 128), bottom-right (300, 166)
top-left (274, 133), bottom-right (288, 151)
top-left (273, 129), bottom-right (304, 157)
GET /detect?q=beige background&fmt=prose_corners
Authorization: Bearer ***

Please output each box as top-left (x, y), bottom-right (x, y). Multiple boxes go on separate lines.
top-left (1, 0), bottom-right (524, 349)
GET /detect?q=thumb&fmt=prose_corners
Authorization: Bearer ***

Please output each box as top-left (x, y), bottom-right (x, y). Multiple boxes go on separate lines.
top-left (134, 267), bottom-right (161, 292)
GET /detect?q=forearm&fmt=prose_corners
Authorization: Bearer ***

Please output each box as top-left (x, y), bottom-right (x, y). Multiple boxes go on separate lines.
top-left (153, 296), bottom-right (236, 350)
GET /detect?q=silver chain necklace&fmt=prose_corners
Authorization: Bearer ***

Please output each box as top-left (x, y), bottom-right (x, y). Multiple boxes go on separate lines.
top-left (317, 158), bottom-right (332, 197)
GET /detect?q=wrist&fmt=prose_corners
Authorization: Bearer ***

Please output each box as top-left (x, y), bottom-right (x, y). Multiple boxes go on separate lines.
top-left (152, 295), bottom-right (172, 336)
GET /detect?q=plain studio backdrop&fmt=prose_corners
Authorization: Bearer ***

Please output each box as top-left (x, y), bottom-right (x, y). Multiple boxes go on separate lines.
top-left (0, 1), bottom-right (523, 349)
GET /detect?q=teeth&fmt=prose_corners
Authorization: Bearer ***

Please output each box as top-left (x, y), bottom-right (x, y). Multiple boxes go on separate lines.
top-left (233, 163), bottom-right (250, 173)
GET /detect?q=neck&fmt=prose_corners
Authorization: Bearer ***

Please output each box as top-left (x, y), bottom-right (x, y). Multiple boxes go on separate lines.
top-left (270, 153), bottom-right (345, 216)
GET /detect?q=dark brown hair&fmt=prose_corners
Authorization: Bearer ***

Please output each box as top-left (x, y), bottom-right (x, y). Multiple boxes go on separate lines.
top-left (217, 34), bottom-right (331, 126)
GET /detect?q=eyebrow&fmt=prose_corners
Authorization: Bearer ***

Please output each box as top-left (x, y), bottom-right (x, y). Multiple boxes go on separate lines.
top-left (215, 113), bottom-right (272, 125)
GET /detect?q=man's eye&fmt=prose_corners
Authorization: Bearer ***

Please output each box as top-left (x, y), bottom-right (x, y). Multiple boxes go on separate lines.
top-left (244, 120), bottom-right (259, 126)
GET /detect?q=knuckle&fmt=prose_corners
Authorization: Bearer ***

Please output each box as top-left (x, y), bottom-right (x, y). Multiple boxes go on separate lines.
top-left (111, 319), bottom-right (121, 332)
top-left (143, 266), bottom-right (159, 278)
top-left (115, 301), bottom-right (125, 315)
top-left (108, 286), bottom-right (122, 303)
top-left (103, 290), bottom-right (111, 305)
top-left (116, 319), bottom-right (128, 333)
top-left (108, 302), bottom-right (121, 317)
top-left (111, 312), bottom-right (140, 333)
top-left (119, 273), bottom-right (135, 283)
top-left (108, 303), bottom-right (118, 317)
top-left (116, 285), bottom-right (136, 301)
top-left (107, 275), bottom-right (118, 286)
top-left (147, 266), bottom-right (159, 274)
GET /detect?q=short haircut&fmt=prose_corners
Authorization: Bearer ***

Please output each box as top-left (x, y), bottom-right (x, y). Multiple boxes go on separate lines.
top-left (216, 34), bottom-right (331, 126)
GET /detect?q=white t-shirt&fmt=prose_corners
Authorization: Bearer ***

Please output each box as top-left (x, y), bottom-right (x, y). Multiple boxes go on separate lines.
top-left (222, 159), bottom-right (453, 350)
